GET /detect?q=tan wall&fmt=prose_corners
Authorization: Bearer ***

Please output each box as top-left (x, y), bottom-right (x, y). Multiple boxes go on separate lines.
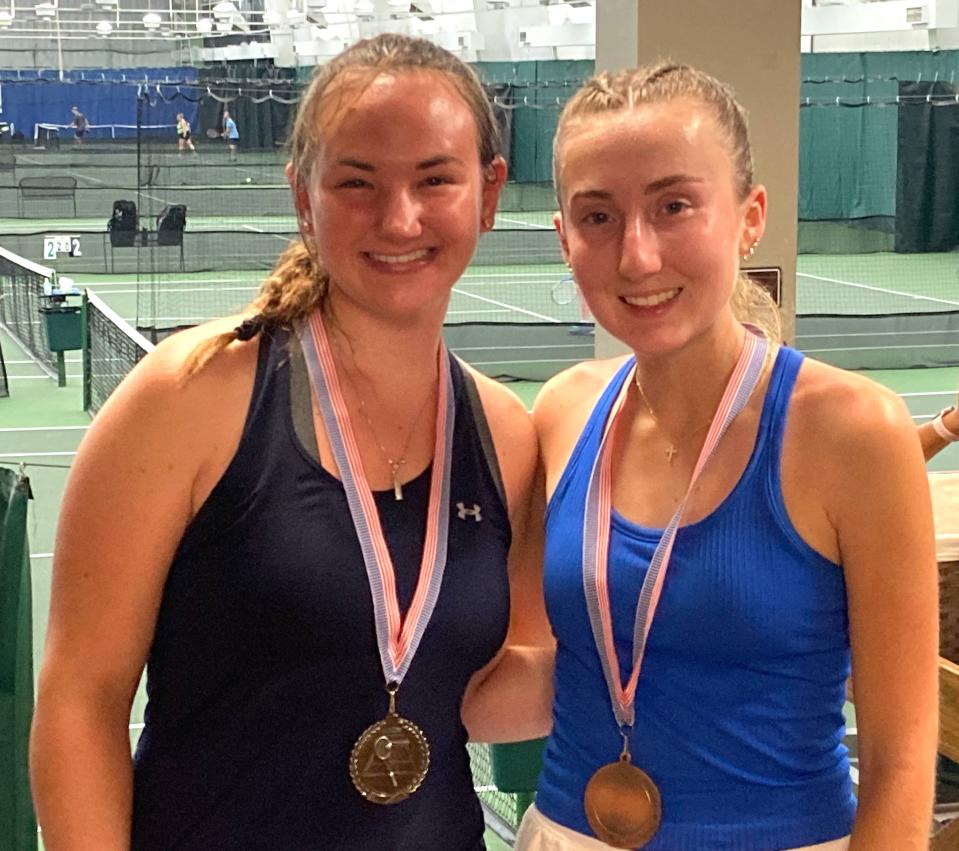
top-left (594, 0), bottom-right (801, 357)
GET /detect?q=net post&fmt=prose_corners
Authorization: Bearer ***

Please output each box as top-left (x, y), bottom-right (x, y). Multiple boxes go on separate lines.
top-left (81, 290), bottom-right (90, 413)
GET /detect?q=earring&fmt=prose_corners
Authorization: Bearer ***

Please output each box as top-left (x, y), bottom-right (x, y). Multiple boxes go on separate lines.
top-left (741, 241), bottom-right (758, 262)
top-left (481, 217), bottom-right (492, 230)
top-left (300, 219), bottom-right (311, 232)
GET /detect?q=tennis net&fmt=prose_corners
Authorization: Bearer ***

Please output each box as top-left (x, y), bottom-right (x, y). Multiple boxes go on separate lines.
top-left (83, 290), bottom-right (154, 416)
top-left (0, 334), bottom-right (8, 398)
top-left (0, 245), bottom-right (56, 377)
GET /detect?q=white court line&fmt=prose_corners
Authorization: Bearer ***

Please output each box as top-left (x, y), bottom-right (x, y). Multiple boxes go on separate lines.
top-left (497, 215), bottom-right (553, 230)
top-left (242, 223), bottom-right (295, 245)
top-left (451, 288), bottom-right (559, 322)
top-left (0, 425), bottom-right (88, 432)
top-left (803, 342), bottom-right (959, 353)
top-left (19, 155), bottom-right (174, 209)
top-left (7, 374), bottom-right (83, 381)
top-left (0, 451), bottom-right (77, 458)
top-left (30, 553), bottom-right (53, 559)
top-left (799, 273), bottom-right (959, 308)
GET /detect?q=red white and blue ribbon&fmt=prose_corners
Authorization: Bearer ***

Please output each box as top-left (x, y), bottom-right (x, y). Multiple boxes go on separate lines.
top-left (583, 328), bottom-right (769, 729)
top-left (299, 311), bottom-right (455, 686)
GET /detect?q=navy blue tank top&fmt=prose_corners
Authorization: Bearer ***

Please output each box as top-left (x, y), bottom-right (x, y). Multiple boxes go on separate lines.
top-left (537, 347), bottom-right (856, 850)
top-left (131, 329), bottom-right (511, 850)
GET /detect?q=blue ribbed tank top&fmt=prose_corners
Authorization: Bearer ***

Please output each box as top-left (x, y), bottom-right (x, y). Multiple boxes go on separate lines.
top-left (131, 329), bottom-right (510, 850)
top-left (536, 347), bottom-right (856, 850)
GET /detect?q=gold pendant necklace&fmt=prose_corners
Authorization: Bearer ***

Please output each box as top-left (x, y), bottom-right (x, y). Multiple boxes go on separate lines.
top-left (633, 376), bottom-right (711, 465)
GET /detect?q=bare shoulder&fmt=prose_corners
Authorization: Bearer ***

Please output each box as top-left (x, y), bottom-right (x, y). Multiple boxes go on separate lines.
top-left (789, 357), bottom-right (915, 454)
top-left (533, 356), bottom-right (628, 438)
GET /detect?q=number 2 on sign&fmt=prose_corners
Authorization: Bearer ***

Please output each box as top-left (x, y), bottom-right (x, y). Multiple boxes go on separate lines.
top-left (42, 236), bottom-right (82, 259)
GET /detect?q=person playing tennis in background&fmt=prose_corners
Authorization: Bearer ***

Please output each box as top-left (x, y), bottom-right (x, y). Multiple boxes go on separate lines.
top-left (517, 62), bottom-right (938, 850)
top-left (30, 33), bottom-right (553, 851)
top-left (70, 106), bottom-right (88, 145)
top-left (222, 109), bottom-right (239, 160)
top-left (175, 112), bottom-right (196, 154)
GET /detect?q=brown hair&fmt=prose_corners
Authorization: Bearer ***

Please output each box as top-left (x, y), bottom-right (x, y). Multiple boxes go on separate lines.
top-left (553, 62), bottom-right (781, 342)
top-left (186, 32), bottom-right (501, 375)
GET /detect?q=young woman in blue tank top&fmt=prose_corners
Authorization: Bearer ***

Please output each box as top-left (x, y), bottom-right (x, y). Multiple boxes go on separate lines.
top-left (517, 64), bottom-right (938, 850)
top-left (31, 35), bottom-right (554, 849)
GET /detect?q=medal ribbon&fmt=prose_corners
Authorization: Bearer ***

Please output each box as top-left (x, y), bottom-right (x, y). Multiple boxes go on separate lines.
top-left (583, 328), bottom-right (768, 728)
top-left (299, 311), bottom-right (454, 685)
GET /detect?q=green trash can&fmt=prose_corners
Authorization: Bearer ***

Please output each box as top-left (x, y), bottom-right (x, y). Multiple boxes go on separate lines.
top-left (39, 304), bottom-right (82, 387)
top-left (490, 737), bottom-right (547, 822)
top-left (40, 304), bottom-right (82, 352)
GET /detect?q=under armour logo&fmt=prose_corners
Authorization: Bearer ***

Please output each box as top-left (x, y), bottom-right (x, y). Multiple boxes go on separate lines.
top-left (456, 502), bottom-right (482, 522)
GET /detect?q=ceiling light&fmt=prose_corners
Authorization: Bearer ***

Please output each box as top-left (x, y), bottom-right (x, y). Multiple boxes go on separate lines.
top-left (95, 20), bottom-right (112, 33)
top-left (142, 11), bottom-right (161, 28)
top-left (196, 16), bottom-right (213, 32)
top-left (215, 20), bottom-right (231, 31)
top-left (35, 3), bottom-right (57, 17)
top-left (286, 8), bottom-right (305, 23)
top-left (387, 0), bottom-right (408, 7)
top-left (354, 0), bottom-right (374, 19)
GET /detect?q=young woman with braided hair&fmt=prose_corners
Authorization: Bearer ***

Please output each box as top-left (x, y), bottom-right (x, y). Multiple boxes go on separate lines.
top-left (516, 63), bottom-right (937, 850)
top-left (31, 34), bottom-right (552, 850)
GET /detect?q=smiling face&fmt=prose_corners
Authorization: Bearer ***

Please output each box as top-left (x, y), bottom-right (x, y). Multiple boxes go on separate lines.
top-left (291, 70), bottom-right (505, 325)
top-left (555, 98), bottom-right (765, 356)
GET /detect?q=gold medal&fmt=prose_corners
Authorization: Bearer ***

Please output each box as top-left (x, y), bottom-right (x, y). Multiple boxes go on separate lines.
top-left (584, 754), bottom-right (661, 849)
top-left (349, 710), bottom-right (430, 805)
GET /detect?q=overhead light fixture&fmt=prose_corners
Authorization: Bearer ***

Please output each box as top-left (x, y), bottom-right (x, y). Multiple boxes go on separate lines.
top-left (387, 0), bottom-right (407, 7)
top-left (0, 10), bottom-right (12, 26)
top-left (215, 20), bottom-right (231, 31)
top-left (94, 0), bottom-right (117, 5)
top-left (95, 20), bottom-right (112, 33)
top-left (35, 3), bottom-right (57, 17)
top-left (354, 0), bottom-right (374, 20)
top-left (142, 11), bottom-right (162, 28)
top-left (196, 16), bottom-right (213, 32)
top-left (286, 8), bottom-right (305, 24)
top-left (487, 0), bottom-right (509, 7)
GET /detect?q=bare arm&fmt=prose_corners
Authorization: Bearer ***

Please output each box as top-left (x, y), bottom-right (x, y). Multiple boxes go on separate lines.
top-left (826, 388), bottom-right (939, 849)
top-left (918, 394), bottom-right (958, 461)
top-left (30, 322), bottom-right (255, 849)
top-left (461, 376), bottom-right (555, 744)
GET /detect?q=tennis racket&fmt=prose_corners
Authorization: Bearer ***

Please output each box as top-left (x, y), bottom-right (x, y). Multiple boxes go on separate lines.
top-left (205, 128), bottom-right (221, 139)
top-left (551, 274), bottom-right (578, 306)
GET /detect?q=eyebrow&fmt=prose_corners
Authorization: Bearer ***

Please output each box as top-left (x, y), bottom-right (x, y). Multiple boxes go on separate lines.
top-left (644, 174), bottom-right (704, 194)
top-left (334, 155), bottom-right (466, 172)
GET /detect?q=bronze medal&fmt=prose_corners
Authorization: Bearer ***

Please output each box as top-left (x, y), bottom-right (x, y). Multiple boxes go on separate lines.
top-left (349, 712), bottom-right (430, 805)
top-left (583, 756), bottom-right (662, 849)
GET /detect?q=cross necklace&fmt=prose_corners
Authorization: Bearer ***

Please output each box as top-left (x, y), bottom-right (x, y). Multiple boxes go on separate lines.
top-left (633, 375), bottom-right (713, 465)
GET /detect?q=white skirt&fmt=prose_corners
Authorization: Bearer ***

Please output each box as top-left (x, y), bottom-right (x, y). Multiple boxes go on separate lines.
top-left (514, 804), bottom-right (851, 851)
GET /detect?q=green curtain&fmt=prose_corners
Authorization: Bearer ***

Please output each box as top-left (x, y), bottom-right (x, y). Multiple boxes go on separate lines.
top-left (894, 81), bottom-right (959, 253)
top-left (0, 467), bottom-right (37, 851)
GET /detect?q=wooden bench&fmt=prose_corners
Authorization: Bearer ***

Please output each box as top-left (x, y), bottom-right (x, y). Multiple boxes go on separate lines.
top-left (17, 175), bottom-right (77, 217)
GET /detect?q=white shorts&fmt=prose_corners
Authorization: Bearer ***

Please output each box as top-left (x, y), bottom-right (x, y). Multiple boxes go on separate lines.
top-left (514, 803), bottom-right (851, 851)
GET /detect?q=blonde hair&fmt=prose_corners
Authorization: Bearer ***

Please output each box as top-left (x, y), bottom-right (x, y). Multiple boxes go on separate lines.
top-left (553, 62), bottom-right (781, 342)
top-left (186, 33), bottom-right (500, 375)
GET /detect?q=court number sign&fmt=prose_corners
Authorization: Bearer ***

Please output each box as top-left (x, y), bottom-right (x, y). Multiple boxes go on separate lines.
top-left (43, 235), bottom-right (82, 259)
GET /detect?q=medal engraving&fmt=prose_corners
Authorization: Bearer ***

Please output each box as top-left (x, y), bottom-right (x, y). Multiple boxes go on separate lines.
top-left (584, 757), bottom-right (661, 849)
top-left (349, 712), bottom-right (430, 805)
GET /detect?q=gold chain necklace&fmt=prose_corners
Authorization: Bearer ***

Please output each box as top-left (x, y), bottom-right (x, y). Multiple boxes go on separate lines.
top-left (633, 375), bottom-right (712, 465)
top-left (354, 384), bottom-right (435, 502)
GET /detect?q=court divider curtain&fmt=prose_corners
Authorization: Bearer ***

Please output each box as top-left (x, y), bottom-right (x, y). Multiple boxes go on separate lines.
top-left (0, 466), bottom-right (36, 851)
top-left (895, 81), bottom-right (959, 253)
